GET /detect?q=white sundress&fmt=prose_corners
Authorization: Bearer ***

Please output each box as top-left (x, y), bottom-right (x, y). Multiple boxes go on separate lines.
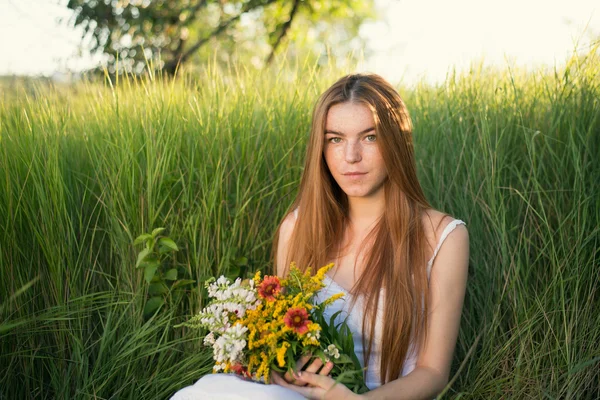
top-left (170, 219), bottom-right (466, 400)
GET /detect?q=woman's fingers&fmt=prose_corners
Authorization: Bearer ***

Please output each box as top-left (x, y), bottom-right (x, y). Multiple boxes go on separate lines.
top-left (318, 360), bottom-right (334, 376)
top-left (271, 371), bottom-right (286, 385)
top-left (282, 370), bottom-right (297, 384)
top-left (280, 353), bottom-right (334, 385)
top-left (303, 357), bottom-right (323, 374)
top-left (296, 353), bottom-right (313, 370)
top-left (283, 353), bottom-right (312, 383)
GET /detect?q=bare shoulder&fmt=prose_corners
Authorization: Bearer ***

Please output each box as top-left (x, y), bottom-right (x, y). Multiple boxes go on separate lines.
top-left (276, 209), bottom-right (299, 277)
top-left (421, 208), bottom-right (468, 261)
top-left (425, 208), bottom-right (469, 296)
top-left (279, 210), bottom-right (298, 240)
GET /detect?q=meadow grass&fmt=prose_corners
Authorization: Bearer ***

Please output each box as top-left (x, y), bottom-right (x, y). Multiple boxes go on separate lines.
top-left (1, 50), bottom-right (599, 399)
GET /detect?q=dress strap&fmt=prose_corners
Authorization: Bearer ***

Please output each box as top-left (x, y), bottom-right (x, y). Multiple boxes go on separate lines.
top-left (426, 219), bottom-right (466, 280)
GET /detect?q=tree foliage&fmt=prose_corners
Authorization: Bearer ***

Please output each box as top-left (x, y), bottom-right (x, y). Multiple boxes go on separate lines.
top-left (63, 0), bottom-right (376, 75)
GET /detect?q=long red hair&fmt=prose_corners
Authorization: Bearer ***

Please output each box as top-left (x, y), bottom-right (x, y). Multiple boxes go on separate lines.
top-left (273, 73), bottom-right (436, 385)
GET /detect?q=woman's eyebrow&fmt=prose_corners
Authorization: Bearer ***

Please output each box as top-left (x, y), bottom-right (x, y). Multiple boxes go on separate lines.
top-left (324, 127), bottom-right (375, 135)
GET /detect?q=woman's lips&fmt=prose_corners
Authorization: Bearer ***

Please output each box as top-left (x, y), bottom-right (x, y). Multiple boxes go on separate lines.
top-left (342, 172), bottom-right (367, 179)
top-left (343, 172), bottom-right (367, 176)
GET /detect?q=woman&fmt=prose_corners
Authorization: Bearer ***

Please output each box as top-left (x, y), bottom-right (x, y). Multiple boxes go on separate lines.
top-left (172, 73), bottom-right (469, 400)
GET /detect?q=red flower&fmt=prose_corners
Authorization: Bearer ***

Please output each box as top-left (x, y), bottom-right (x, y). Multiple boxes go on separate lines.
top-left (258, 276), bottom-right (281, 301)
top-left (230, 362), bottom-right (251, 379)
top-left (283, 307), bottom-right (310, 335)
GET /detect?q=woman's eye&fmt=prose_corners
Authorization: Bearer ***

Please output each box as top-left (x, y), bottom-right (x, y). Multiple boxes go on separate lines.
top-left (365, 134), bottom-right (376, 142)
top-left (328, 137), bottom-right (342, 144)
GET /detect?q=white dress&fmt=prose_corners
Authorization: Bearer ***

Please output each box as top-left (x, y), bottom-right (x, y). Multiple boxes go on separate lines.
top-left (170, 219), bottom-right (466, 400)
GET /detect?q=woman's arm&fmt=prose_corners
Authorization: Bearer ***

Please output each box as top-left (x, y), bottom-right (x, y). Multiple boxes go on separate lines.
top-left (363, 224), bottom-right (470, 400)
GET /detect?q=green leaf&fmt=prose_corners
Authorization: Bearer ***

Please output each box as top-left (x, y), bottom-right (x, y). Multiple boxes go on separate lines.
top-left (172, 279), bottom-right (195, 290)
top-left (151, 227), bottom-right (166, 238)
top-left (234, 256), bottom-right (248, 267)
top-left (226, 266), bottom-right (240, 280)
top-left (165, 268), bottom-right (178, 281)
top-left (136, 248), bottom-right (151, 268)
top-left (158, 237), bottom-right (178, 252)
top-left (143, 296), bottom-right (164, 316)
top-left (149, 282), bottom-right (169, 295)
top-left (314, 349), bottom-right (327, 362)
top-left (158, 245), bottom-right (171, 255)
top-left (134, 233), bottom-right (152, 246)
top-left (271, 364), bottom-right (285, 373)
top-left (144, 263), bottom-right (159, 284)
top-left (335, 354), bottom-right (353, 364)
top-left (286, 351), bottom-right (295, 369)
top-left (137, 257), bottom-right (159, 271)
top-left (146, 238), bottom-right (155, 251)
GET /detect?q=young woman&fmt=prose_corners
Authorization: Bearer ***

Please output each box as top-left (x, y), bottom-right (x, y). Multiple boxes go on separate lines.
top-left (171, 74), bottom-right (469, 400)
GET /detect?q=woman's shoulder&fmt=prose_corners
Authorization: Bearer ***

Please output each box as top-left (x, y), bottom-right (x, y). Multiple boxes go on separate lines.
top-left (421, 209), bottom-right (468, 261)
top-left (279, 208), bottom-right (299, 239)
top-left (275, 208), bottom-right (299, 277)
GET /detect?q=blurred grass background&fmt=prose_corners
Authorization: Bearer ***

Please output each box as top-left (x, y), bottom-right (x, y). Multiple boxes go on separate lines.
top-left (1, 49), bottom-right (599, 399)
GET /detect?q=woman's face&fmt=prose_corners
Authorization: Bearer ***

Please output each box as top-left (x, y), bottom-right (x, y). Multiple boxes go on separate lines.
top-left (323, 102), bottom-right (388, 199)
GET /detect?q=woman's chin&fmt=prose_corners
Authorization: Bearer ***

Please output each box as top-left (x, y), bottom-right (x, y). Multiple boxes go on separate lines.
top-left (341, 187), bottom-right (378, 199)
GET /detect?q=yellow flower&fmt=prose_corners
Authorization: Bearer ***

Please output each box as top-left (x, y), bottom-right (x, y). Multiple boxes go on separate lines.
top-left (276, 342), bottom-right (290, 367)
top-left (248, 354), bottom-right (259, 374)
top-left (253, 270), bottom-right (262, 286)
top-left (256, 352), bottom-right (271, 383)
top-left (273, 298), bottom-right (289, 318)
top-left (321, 292), bottom-right (345, 307)
top-left (291, 292), bottom-right (304, 307)
top-left (312, 263), bottom-right (334, 283)
top-left (289, 262), bottom-right (298, 273)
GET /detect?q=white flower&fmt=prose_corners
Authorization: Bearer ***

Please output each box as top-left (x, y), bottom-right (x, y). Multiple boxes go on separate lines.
top-left (216, 276), bottom-right (230, 285)
top-left (213, 363), bottom-right (225, 372)
top-left (194, 274), bottom-right (261, 365)
top-left (212, 323), bottom-right (248, 365)
top-left (203, 332), bottom-right (216, 346)
top-left (324, 344), bottom-right (340, 359)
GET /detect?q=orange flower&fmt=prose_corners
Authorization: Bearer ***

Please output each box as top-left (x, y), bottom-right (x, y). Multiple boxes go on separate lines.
top-left (283, 307), bottom-right (310, 334)
top-left (258, 276), bottom-right (281, 301)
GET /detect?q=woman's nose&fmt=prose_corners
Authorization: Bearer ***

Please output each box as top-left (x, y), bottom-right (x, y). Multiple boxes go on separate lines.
top-left (344, 142), bottom-right (362, 163)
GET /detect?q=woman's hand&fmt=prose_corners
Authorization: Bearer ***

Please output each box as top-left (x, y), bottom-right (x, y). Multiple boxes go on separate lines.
top-left (280, 353), bottom-right (334, 386)
top-left (271, 369), bottom-right (363, 400)
top-left (270, 353), bottom-right (362, 400)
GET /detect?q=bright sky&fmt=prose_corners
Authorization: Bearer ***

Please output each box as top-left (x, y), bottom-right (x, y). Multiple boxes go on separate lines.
top-left (0, 0), bottom-right (598, 85)
top-left (362, 0), bottom-right (599, 84)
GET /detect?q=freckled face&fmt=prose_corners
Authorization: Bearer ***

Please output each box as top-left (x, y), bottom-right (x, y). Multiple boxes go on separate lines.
top-left (323, 102), bottom-right (388, 199)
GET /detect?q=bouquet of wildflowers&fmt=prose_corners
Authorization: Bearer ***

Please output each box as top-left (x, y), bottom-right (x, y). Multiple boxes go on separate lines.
top-left (179, 263), bottom-right (369, 394)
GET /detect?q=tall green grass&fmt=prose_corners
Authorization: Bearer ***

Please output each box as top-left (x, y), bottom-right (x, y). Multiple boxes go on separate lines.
top-left (1, 50), bottom-right (599, 399)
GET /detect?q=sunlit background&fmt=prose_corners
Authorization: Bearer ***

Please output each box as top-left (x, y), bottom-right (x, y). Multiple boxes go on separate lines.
top-left (0, 0), bottom-right (598, 85)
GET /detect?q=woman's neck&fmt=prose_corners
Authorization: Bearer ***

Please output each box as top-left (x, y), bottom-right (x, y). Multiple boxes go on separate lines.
top-left (347, 192), bottom-right (385, 231)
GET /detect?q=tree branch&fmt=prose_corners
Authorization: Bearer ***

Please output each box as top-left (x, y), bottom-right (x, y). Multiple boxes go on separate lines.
top-left (168, 0), bottom-right (207, 65)
top-left (163, 0), bottom-right (283, 75)
top-left (266, 0), bottom-right (301, 66)
top-left (164, 13), bottom-right (242, 74)
top-left (184, 0), bottom-right (208, 27)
